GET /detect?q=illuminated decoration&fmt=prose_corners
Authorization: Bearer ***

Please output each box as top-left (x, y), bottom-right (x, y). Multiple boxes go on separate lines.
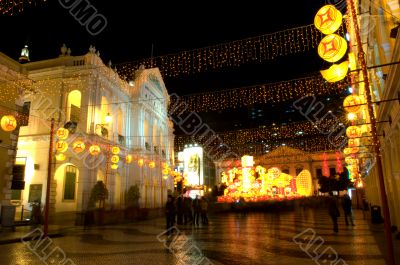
top-left (322, 153), bottom-right (330, 177)
top-left (148, 161), bottom-right (156, 168)
top-left (267, 167), bottom-right (281, 179)
top-left (138, 159), bottom-right (144, 167)
top-left (177, 152), bottom-right (184, 162)
top-left (105, 113), bottom-right (112, 124)
top-left (343, 148), bottom-right (353, 155)
top-left (111, 146), bottom-right (120, 155)
top-left (125, 154), bottom-right (133, 164)
top-left (111, 164), bottom-right (118, 170)
top-left (348, 138), bottom-right (360, 147)
top-left (56, 128), bottom-right (69, 140)
top-left (89, 145), bottom-right (101, 156)
top-left (343, 95), bottom-right (363, 113)
top-left (169, 75), bottom-right (347, 113)
top-left (117, 24), bottom-right (344, 79)
top-left (296, 170), bottom-right (313, 196)
top-left (55, 153), bottom-right (66, 161)
top-left (314, 5), bottom-right (343, 35)
top-left (163, 175), bottom-right (169, 180)
top-left (55, 141), bottom-right (68, 153)
top-left (241, 155), bottom-right (254, 167)
top-left (111, 155), bottom-right (120, 164)
top-left (318, 34), bottom-right (348, 62)
top-left (72, 141), bottom-right (86, 153)
top-left (1, 115), bottom-right (17, 132)
top-left (345, 156), bottom-right (357, 165)
top-left (320, 61), bottom-right (349, 82)
top-left (346, 126), bottom-right (361, 138)
top-left (162, 169), bottom-right (169, 176)
top-left (1, 0), bottom-right (47, 15)
top-left (335, 151), bottom-right (343, 174)
top-left (347, 112), bottom-right (357, 121)
top-left (348, 52), bottom-right (357, 70)
top-left (183, 146), bottom-right (204, 186)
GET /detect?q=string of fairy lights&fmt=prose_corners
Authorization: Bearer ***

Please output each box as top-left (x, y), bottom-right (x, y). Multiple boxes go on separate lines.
top-left (116, 24), bottom-right (345, 79)
top-left (0, 0), bottom-right (47, 15)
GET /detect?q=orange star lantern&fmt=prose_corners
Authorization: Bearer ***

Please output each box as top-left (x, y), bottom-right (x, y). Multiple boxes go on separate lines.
top-left (346, 126), bottom-right (361, 138)
top-left (314, 5), bottom-right (343, 35)
top-left (55, 153), bottom-right (66, 161)
top-left (1, 115), bottom-right (17, 132)
top-left (72, 141), bottom-right (85, 153)
top-left (56, 128), bottom-right (69, 140)
top-left (318, 34), bottom-right (348, 63)
top-left (55, 141), bottom-right (68, 153)
top-left (89, 145), bottom-right (101, 156)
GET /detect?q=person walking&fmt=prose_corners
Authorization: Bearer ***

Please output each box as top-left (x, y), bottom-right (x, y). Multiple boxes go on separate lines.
top-left (327, 191), bottom-right (340, 233)
top-left (192, 195), bottom-right (201, 226)
top-left (200, 197), bottom-right (209, 225)
top-left (165, 195), bottom-right (176, 234)
top-left (342, 192), bottom-right (355, 226)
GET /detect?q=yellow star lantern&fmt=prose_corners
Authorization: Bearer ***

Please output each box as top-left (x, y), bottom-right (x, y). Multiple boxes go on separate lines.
top-left (56, 128), bottom-right (69, 140)
top-left (348, 138), bottom-right (360, 147)
top-left (111, 146), bottom-right (120, 155)
top-left (55, 141), bottom-right (68, 153)
top-left (149, 161), bottom-right (156, 168)
top-left (72, 141), bottom-right (85, 153)
top-left (125, 154), bottom-right (132, 164)
top-left (138, 159), bottom-right (144, 167)
top-left (55, 153), bottom-right (66, 161)
top-left (343, 95), bottom-right (363, 113)
top-left (314, 5), bottom-right (343, 35)
top-left (318, 34), bottom-right (348, 63)
top-left (111, 155), bottom-right (120, 164)
top-left (346, 126), bottom-right (361, 138)
top-left (320, 61), bottom-right (349, 82)
top-left (111, 164), bottom-right (118, 170)
top-left (1, 115), bottom-right (17, 132)
top-left (89, 145), bottom-right (101, 156)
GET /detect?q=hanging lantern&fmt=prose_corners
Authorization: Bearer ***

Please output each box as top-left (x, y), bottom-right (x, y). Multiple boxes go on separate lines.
top-left (343, 148), bottom-right (352, 155)
top-left (149, 161), bottom-right (155, 168)
top-left (163, 175), bottom-right (169, 180)
top-left (350, 147), bottom-right (360, 154)
top-left (56, 128), bottom-right (69, 140)
top-left (345, 156), bottom-right (357, 165)
top-left (111, 155), bottom-right (120, 164)
top-left (138, 159), bottom-right (144, 167)
top-left (55, 153), bottom-right (66, 161)
top-left (125, 154), bottom-right (132, 164)
top-left (346, 126), bottom-right (361, 138)
top-left (343, 95), bottom-right (362, 113)
top-left (111, 146), bottom-right (120, 155)
top-left (314, 5), bottom-right (343, 35)
top-left (162, 162), bottom-right (168, 169)
top-left (162, 169), bottom-right (169, 175)
top-left (89, 145), bottom-right (101, 156)
top-left (1, 115), bottom-right (17, 132)
top-left (320, 61), bottom-right (349, 82)
top-left (72, 140), bottom-right (85, 153)
top-left (55, 141), bottom-right (68, 153)
top-left (318, 34), bottom-right (348, 63)
top-left (111, 163), bottom-right (118, 170)
top-left (348, 138), bottom-right (360, 147)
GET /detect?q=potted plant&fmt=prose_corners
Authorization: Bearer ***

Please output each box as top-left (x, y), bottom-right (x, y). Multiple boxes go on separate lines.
top-left (89, 181), bottom-right (109, 225)
top-left (125, 185), bottom-right (140, 220)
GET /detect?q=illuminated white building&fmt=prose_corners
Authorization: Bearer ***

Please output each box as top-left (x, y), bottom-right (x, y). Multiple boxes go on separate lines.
top-left (0, 45), bottom-right (175, 217)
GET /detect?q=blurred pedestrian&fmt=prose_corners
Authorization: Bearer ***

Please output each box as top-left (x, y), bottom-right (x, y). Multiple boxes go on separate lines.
top-left (183, 196), bottom-right (193, 224)
top-left (200, 197), bottom-right (209, 225)
top-left (192, 195), bottom-right (201, 226)
top-left (327, 191), bottom-right (340, 233)
top-left (342, 192), bottom-right (355, 226)
top-left (165, 195), bottom-right (176, 234)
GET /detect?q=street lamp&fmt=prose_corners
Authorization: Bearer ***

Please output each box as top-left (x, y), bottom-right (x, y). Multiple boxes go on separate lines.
top-left (105, 113), bottom-right (112, 124)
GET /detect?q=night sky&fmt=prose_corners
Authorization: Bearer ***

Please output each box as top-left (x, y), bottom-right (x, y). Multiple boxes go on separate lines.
top-left (0, 0), bottom-right (343, 133)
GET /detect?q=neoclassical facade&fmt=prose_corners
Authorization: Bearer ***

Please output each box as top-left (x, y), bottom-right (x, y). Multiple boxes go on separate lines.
top-left (0, 46), bottom-right (175, 216)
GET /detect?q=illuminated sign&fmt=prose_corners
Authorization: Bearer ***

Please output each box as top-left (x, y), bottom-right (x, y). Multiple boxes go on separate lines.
top-left (183, 146), bottom-right (203, 186)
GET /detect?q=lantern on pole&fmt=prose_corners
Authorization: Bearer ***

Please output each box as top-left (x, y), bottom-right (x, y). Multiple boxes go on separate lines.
top-left (1, 115), bottom-right (17, 132)
top-left (111, 146), bottom-right (120, 155)
top-left (318, 34), bottom-right (348, 63)
top-left (343, 95), bottom-right (363, 113)
top-left (320, 61), bottom-right (349, 82)
top-left (72, 141), bottom-right (85, 153)
top-left (89, 145), bottom-right (101, 156)
top-left (111, 155), bottom-right (120, 164)
top-left (346, 126), bottom-right (362, 138)
top-left (126, 154), bottom-right (132, 164)
top-left (314, 5), bottom-right (343, 35)
top-left (55, 141), bottom-right (68, 153)
top-left (56, 128), bottom-right (69, 140)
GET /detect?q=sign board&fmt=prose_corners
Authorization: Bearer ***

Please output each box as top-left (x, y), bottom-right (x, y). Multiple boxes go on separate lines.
top-left (28, 184), bottom-right (43, 203)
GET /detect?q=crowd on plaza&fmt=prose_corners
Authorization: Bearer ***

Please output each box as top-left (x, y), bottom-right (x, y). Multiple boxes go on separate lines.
top-left (327, 191), bottom-right (356, 233)
top-left (165, 194), bottom-right (209, 231)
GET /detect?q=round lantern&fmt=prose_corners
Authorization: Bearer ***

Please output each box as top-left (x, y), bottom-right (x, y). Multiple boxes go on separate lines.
top-left (343, 95), bottom-right (362, 113)
top-left (138, 159), bottom-right (144, 167)
top-left (162, 169), bottom-right (169, 175)
top-left (125, 154), bottom-right (132, 164)
top-left (350, 147), bottom-right (360, 154)
top-left (343, 148), bottom-right (352, 155)
top-left (56, 128), bottom-right (69, 140)
top-left (348, 138), bottom-right (360, 148)
top-left (318, 34), bottom-right (348, 63)
top-left (314, 5), bottom-right (343, 35)
top-left (111, 155), bottom-right (120, 164)
top-left (111, 163), bottom-right (119, 170)
top-left (163, 175), bottom-right (169, 180)
top-left (89, 145), bottom-right (101, 156)
top-left (72, 141), bottom-right (85, 153)
top-left (320, 61), bottom-right (349, 82)
top-left (111, 146), bottom-right (120, 155)
top-left (55, 153), bottom-right (66, 161)
top-left (346, 126), bottom-right (361, 138)
top-left (1, 115), bottom-right (17, 132)
top-left (149, 161), bottom-right (155, 168)
top-left (55, 141), bottom-right (68, 153)
top-left (162, 162), bottom-right (168, 169)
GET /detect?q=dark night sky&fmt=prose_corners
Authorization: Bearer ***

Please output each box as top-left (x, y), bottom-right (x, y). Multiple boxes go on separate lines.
top-left (0, 0), bottom-right (343, 133)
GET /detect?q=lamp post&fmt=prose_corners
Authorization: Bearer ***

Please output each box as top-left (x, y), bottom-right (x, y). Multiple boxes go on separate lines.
top-left (347, 1), bottom-right (395, 264)
top-left (43, 118), bottom-right (55, 237)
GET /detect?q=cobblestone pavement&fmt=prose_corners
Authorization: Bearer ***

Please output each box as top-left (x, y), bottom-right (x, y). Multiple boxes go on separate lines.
top-left (0, 208), bottom-right (398, 265)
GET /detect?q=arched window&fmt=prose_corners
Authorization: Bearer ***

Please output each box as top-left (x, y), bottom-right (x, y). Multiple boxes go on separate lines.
top-left (67, 90), bottom-right (81, 123)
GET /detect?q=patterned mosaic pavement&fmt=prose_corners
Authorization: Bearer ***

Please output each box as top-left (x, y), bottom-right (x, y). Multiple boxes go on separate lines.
top-left (0, 208), bottom-right (398, 265)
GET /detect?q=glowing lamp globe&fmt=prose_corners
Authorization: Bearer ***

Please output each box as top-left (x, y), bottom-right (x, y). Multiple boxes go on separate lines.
top-left (343, 95), bottom-right (362, 113)
top-left (89, 145), bottom-right (101, 156)
top-left (111, 155), bottom-right (120, 164)
top-left (149, 161), bottom-right (155, 168)
top-left (1, 115), bottom-right (17, 132)
top-left (111, 163), bottom-right (118, 170)
top-left (55, 141), bottom-right (68, 153)
top-left (314, 5), bottom-right (343, 35)
top-left (320, 61), bottom-right (349, 82)
top-left (111, 146), bottom-right (120, 155)
top-left (72, 141), bottom-right (85, 153)
top-left (138, 159), bottom-right (144, 167)
top-left (56, 128), bottom-right (69, 140)
top-left (346, 126), bottom-right (361, 138)
top-left (318, 34), bottom-right (348, 63)
top-left (55, 153), bottom-right (66, 161)
top-left (125, 154), bottom-right (132, 164)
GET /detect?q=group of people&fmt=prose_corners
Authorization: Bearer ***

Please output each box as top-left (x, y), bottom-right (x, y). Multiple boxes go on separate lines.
top-left (165, 194), bottom-right (209, 231)
top-left (327, 191), bottom-right (355, 233)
